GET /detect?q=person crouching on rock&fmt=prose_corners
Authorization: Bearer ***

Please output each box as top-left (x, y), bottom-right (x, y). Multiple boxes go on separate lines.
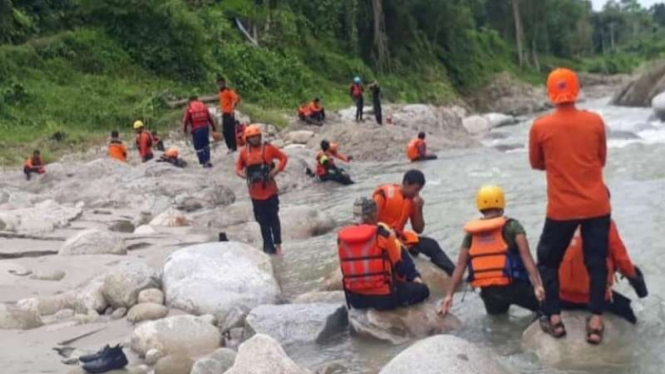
top-left (407, 132), bottom-right (438, 162)
top-left (373, 170), bottom-right (455, 276)
top-left (24, 149), bottom-right (45, 180)
top-left (157, 148), bottom-right (188, 168)
top-left (107, 130), bottom-right (127, 163)
top-left (298, 98), bottom-right (326, 126)
top-left (439, 185), bottom-right (545, 317)
top-left (559, 217), bottom-right (648, 324)
top-left (182, 96), bottom-right (217, 169)
top-left (236, 125), bottom-right (288, 255)
top-left (313, 140), bottom-right (354, 185)
top-left (339, 197), bottom-right (430, 310)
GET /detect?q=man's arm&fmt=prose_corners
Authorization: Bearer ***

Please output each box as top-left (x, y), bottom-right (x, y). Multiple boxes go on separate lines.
top-left (235, 151), bottom-right (246, 178)
top-left (598, 120), bottom-right (607, 167)
top-left (515, 233), bottom-right (544, 300)
top-left (410, 197), bottom-right (425, 234)
top-left (529, 124), bottom-right (545, 170)
top-left (270, 145), bottom-right (288, 174)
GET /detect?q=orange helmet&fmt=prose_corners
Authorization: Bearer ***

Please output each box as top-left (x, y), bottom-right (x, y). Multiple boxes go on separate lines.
top-left (330, 143), bottom-right (338, 153)
top-left (547, 68), bottom-right (579, 105)
top-left (244, 124), bottom-right (262, 140)
top-left (164, 148), bottom-right (179, 159)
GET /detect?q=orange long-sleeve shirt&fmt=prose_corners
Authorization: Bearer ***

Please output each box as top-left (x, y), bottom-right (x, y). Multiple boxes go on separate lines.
top-left (559, 220), bottom-right (636, 304)
top-left (219, 88), bottom-right (240, 114)
top-left (529, 105), bottom-right (610, 220)
top-left (108, 140), bottom-right (128, 162)
top-left (135, 132), bottom-right (153, 159)
top-left (236, 143), bottom-right (288, 200)
top-left (372, 185), bottom-right (416, 233)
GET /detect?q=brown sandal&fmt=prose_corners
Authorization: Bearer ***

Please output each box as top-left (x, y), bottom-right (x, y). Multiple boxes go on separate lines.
top-left (539, 315), bottom-right (567, 338)
top-left (585, 317), bottom-right (604, 345)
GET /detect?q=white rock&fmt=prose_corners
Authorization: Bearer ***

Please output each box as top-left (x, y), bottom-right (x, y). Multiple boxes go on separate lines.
top-left (224, 334), bottom-right (310, 374)
top-left (103, 260), bottom-right (159, 308)
top-left (145, 349), bottom-right (166, 366)
top-left (162, 242), bottom-right (280, 332)
top-left (134, 225), bottom-right (157, 235)
top-left (54, 309), bottom-right (75, 321)
top-left (279, 206), bottom-right (336, 240)
top-left (522, 311), bottom-right (635, 369)
top-left (30, 269), bottom-right (66, 281)
top-left (111, 307), bottom-right (128, 320)
top-left (379, 335), bottom-right (512, 374)
top-left (154, 354), bottom-right (194, 374)
top-left (0, 200), bottom-right (82, 234)
top-left (283, 130), bottom-right (315, 145)
top-left (190, 348), bottom-right (237, 374)
top-left (651, 91), bottom-right (665, 121)
top-left (127, 303), bottom-right (169, 323)
top-left (0, 303), bottom-right (43, 330)
top-left (349, 301), bottom-right (461, 345)
top-left (463, 115), bottom-right (493, 136)
top-left (150, 208), bottom-right (188, 227)
top-left (483, 113), bottom-right (516, 128)
top-left (138, 289), bottom-right (164, 305)
top-left (292, 291), bottom-right (346, 304)
top-left (130, 315), bottom-right (221, 358)
top-left (59, 229), bottom-right (127, 256)
top-left (245, 303), bottom-right (348, 346)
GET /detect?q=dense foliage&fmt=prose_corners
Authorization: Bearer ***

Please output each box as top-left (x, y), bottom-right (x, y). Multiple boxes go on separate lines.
top-left (0, 0), bottom-right (664, 163)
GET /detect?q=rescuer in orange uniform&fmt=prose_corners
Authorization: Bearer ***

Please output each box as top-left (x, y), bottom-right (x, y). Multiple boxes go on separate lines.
top-left (530, 68), bottom-right (611, 344)
top-left (338, 197), bottom-right (429, 310)
top-left (24, 150), bottom-right (45, 180)
top-left (298, 98), bottom-right (326, 125)
top-left (406, 132), bottom-right (438, 162)
top-left (217, 77), bottom-right (241, 153)
top-left (107, 130), bottom-right (128, 163)
top-left (372, 170), bottom-right (455, 276)
top-left (134, 121), bottom-right (154, 163)
top-left (313, 140), bottom-right (354, 185)
top-left (183, 96), bottom-right (216, 168)
top-left (236, 125), bottom-right (288, 255)
top-left (438, 186), bottom-right (544, 316)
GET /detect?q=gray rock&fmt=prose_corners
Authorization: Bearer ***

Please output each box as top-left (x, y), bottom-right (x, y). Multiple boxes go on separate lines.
top-left (245, 303), bottom-right (348, 346)
top-left (145, 348), bottom-right (165, 366)
top-left (283, 130), bottom-right (315, 145)
top-left (138, 288), bottom-right (164, 305)
top-left (134, 225), bottom-right (156, 235)
top-left (190, 348), bottom-right (237, 374)
top-left (612, 61), bottom-right (665, 107)
top-left (54, 309), bottom-right (75, 321)
top-left (109, 220), bottom-right (135, 233)
top-left (224, 334), bottom-right (310, 374)
top-left (74, 310), bottom-right (101, 324)
top-left (522, 311), bottom-right (635, 369)
top-left (0, 199), bottom-right (82, 234)
top-left (162, 242), bottom-right (280, 332)
top-left (279, 206), bottom-right (336, 239)
top-left (292, 291), bottom-right (346, 304)
top-left (59, 229), bottom-right (127, 256)
top-left (127, 303), bottom-right (169, 323)
top-left (349, 301), bottom-right (461, 344)
top-left (130, 315), bottom-right (221, 357)
top-left (111, 307), bottom-right (127, 320)
top-left (463, 115), bottom-right (492, 136)
top-left (379, 335), bottom-right (512, 374)
top-left (102, 260), bottom-right (159, 308)
top-left (652, 91), bottom-right (665, 121)
top-left (154, 354), bottom-right (194, 374)
top-left (0, 303), bottom-right (43, 330)
top-left (150, 208), bottom-right (188, 227)
top-left (30, 269), bottom-right (66, 281)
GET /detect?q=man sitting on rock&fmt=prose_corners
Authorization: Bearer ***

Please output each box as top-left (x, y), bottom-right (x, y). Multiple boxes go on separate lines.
top-left (24, 149), bottom-right (45, 180)
top-left (338, 197), bottom-right (430, 310)
top-left (157, 148), bottom-right (187, 168)
top-left (559, 218), bottom-right (648, 324)
top-left (407, 132), bottom-right (438, 162)
top-left (373, 170), bottom-right (455, 276)
top-left (439, 185), bottom-right (545, 316)
top-left (311, 140), bottom-right (354, 185)
top-left (298, 98), bottom-right (325, 126)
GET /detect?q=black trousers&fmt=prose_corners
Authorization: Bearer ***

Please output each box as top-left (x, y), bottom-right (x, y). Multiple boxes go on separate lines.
top-left (252, 195), bottom-right (282, 254)
top-left (319, 167), bottom-right (354, 185)
top-left (537, 215), bottom-right (611, 316)
top-left (413, 155), bottom-right (438, 162)
top-left (480, 281), bottom-right (541, 315)
top-left (311, 110), bottom-right (325, 122)
top-left (142, 153), bottom-right (154, 163)
top-left (355, 96), bottom-right (364, 121)
top-left (23, 167), bottom-right (40, 180)
top-left (561, 291), bottom-right (637, 324)
top-left (374, 102), bottom-right (382, 125)
top-left (346, 281), bottom-right (430, 311)
top-left (222, 113), bottom-right (237, 151)
top-left (409, 236), bottom-right (455, 276)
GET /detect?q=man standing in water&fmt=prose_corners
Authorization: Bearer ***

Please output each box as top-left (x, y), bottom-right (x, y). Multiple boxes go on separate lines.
top-left (530, 68), bottom-right (611, 345)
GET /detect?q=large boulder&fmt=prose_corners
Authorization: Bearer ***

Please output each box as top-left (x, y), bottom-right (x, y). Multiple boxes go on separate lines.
top-left (349, 301), bottom-right (461, 345)
top-left (190, 348), bottom-right (237, 374)
top-left (280, 206), bottom-right (336, 240)
top-left (468, 72), bottom-right (550, 116)
top-left (0, 303), bottom-right (43, 330)
top-left (283, 130), bottom-right (315, 145)
top-left (130, 315), bottom-right (221, 358)
top-left (651, 91), bottom-right (665, 121)
top-left (17, 275), bottom-right (107, 315)
top-left (379, 335), bottom-right (512, 374)
top-left (59, 229), bottom-right (127, 256)
top-left (245, 303), bottom-right (348, 346)
top-left (154, 354), bottom-right (194, 374)
top-left (102, 260), bottom-right (159, 309)
top-left (224, 334), bottom-right (310, 374)
top-left (138, 289), bottom-right (165, 305)
top-left (522, 311), bottom-right (635, 369)
top-left (127, 303), bottom-right (169, 323)
top-left (463, 115), bottom-right (492, 136)
top-left (612, 61), bottom-right (665, 107)
top-left (162, 242), bottom-right (281, 331)
top-left (0, 200), bottom-right (82, 233)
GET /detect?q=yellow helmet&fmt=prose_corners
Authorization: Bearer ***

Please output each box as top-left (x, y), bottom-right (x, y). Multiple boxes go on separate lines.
top-left (133, 120), bottom-right (144, 130)
top-left (476, 185), bottom-right (505, 211)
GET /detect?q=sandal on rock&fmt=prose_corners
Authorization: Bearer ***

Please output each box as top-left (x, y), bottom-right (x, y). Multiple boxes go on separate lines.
top-left (539, 315), bottom-right (567, 338)
top-left (585, 317), bottom-right (604, 345)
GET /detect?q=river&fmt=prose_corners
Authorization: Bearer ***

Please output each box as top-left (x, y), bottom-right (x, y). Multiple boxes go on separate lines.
top-left (273, 97), bottom-right (665, 373)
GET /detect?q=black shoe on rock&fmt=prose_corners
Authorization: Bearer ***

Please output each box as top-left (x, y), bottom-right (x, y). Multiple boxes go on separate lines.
top-left (78, 345), bottom-right (111, 363)
top-left (82, 345), bottom-right (128, 374)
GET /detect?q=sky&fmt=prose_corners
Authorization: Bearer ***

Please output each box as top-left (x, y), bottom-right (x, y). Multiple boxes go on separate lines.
top-left (591, 0), bottom-right (664, 10)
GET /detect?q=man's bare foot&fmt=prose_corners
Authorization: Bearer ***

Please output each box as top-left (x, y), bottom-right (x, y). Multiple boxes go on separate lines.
top-left (275, 245), bottom-right (283, 256)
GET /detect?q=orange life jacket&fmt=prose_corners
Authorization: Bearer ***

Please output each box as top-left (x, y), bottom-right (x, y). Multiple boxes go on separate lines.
top-left (465, 217), bottom-right (514, 288)
top-left (108, 140), bottom-right (127, 162)
top-left (374, 184), bottom-right (413, 233)
top-left (407, 138), bottom-right (424, 161)
top-left (236, 123), bottom-right (247, 147)
top-left (338, 224), bottom-right (394, 296)
top-left (187, 101), bottom-right (211, 131)
top-left (315, 151), bottom-right (334, 177)
top-left (298, 105), bottom-right (312, 117)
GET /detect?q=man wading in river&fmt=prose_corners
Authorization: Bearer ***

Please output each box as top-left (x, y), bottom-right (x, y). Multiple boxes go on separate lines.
top-left (530, 68), bottom-right (611, 345)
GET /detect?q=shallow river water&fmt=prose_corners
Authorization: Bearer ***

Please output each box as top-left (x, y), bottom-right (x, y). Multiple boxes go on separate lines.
top-left (273, 98), bottom-right (665, 373)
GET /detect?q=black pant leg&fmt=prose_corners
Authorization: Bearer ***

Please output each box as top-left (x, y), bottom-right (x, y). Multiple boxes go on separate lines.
top-left (580, 215), bottom-right (611, 315)
top-left (394, 281), bottom-right (430, 307)
top-left (412, 236), bottom-right (455, 276)
top-left (267, 195), bottom-right (282, 246)
top-left (374, 103), bottom-right (382, 125)
top-left (356, 97), bottom-right (364, 121)
top-left (480, 287), bottom-right (511, 315)
top-left (222, 114), bottom-right (237, 151)
top-left (537, 218), bottom-right (579, 316)
top-left (252, 198), bottom-right (275, 254)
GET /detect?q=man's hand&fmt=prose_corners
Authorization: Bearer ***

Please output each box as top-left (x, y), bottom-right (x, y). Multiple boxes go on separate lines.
top-left (438, 295), bottom-right (453, 316)
top-left (534, 285), bottom-right (545, 302)
top-left (348, 156), bottom-right (354, 161)
top-left (269, 169), bottom-right (279, 179)
top-left (413, 277), bottom-right (423, 284)
top-left (414, 195), bottom-right (425, 208)
top-left (237, 171), bottom-right (246, 179)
